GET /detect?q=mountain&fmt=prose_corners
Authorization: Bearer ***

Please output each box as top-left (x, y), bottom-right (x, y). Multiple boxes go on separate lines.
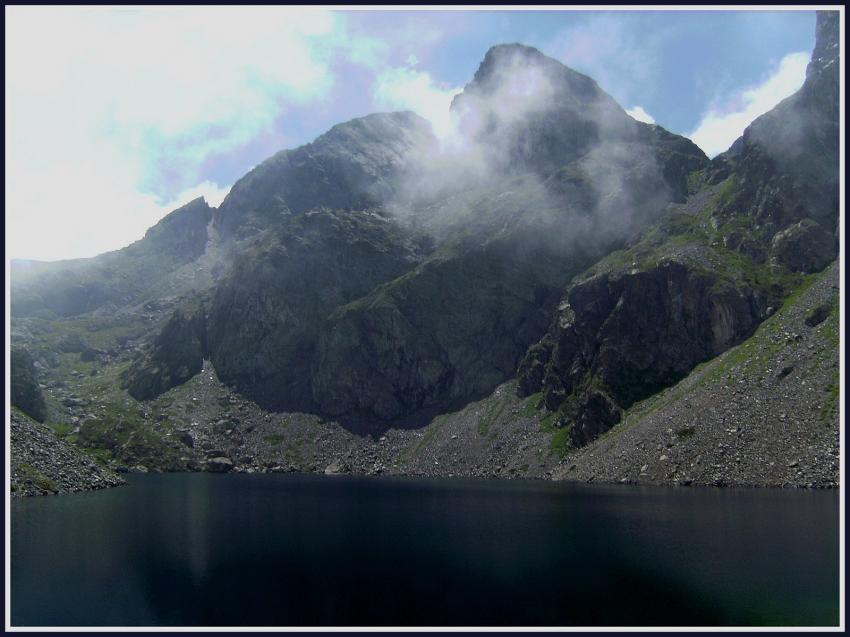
top-left (97, 40), bottom-right (709, 426)
top-left (516, 10), bottom-right (839, 448)
top-left (9, 11), bottom-right (839, 490)
top-left (11, 197), bottom-right (214, 318)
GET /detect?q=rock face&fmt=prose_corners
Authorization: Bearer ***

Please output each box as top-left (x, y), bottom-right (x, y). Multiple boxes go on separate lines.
top-left (206, 208), bottom-right (429, 412)
top-left (518, 261), bottom-right (763, 444)
top-left (310, 235), bottom-right (573, 421)
top-left (122, 301), bottom-right (208, 401)
top-left (142, 197), bottom-right (213, 262)
top-left (708, 11), bottom-right (839, 248)
top-left (215, 112), bottom-right (435, 240)
top-left (10, 346), bottom-right (47, 422)
top-left (771, 218), bottom-right (835, 273)
top-left (206, 457), bottom-right (234, 473)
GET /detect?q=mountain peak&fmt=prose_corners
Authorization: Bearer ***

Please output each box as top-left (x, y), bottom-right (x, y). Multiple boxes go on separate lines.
top-left (450, 40), bottom-right (624, 128)
top-left (462, 41), bottom-right (600, 100)
top-left (480, 42), bottom-right (548, 67)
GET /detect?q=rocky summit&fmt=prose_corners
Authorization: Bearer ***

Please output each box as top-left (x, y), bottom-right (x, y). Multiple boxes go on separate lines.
top-left (9, 11), bottom-right (840, 494)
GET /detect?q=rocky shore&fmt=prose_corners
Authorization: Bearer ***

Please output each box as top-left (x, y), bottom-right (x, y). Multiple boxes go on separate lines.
top-left (10, 409), bottom-right (125, 497)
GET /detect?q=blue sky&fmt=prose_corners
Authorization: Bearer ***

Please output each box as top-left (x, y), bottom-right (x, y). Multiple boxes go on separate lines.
top-left (6, 7), bottom-right (818, 260)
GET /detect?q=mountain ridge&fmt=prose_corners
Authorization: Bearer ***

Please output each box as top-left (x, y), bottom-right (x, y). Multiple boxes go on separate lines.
top-left (9, 11), bottom-right (840, 491)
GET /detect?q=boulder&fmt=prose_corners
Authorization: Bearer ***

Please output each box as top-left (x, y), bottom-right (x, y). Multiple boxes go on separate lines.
top-left (771, 219), bottom-right (835, 273)
top-left (206, 457), bottom-right (234, 473)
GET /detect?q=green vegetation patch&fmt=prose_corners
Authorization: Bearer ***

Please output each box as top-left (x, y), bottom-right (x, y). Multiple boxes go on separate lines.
top-left (47, 422), bottom-right (75, 438)
top-left (521, 392), bottom-right (544, 418)
top-left (533, 402), bottom-right (573, 458)
top-left (17, 463), bottom-right (59, 492)
top-left (686, 170), bottom-right (704, 194)
top-left (477, 396), bottom-right (507, 436)
top-left (549, 425), bottom-right (574, 458)
top-left (820, 376), bottom-right (840, 423)
top-left (264, 434), bottom-right (285, 446)
top-left (675, 426), bottom-right (696, 440)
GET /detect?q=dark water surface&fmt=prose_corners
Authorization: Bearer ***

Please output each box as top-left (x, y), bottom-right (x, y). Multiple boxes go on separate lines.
top-left (11, 473), bottom-right (839, 627)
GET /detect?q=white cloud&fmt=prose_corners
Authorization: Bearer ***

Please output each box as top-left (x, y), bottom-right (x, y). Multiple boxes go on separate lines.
top-left (167, 181), bottom-right (232, 210)
top-left (7, 165), bottom-right (232, 261)
top-left (374, 67), bottom-right (463, 141)
top-left (626, 106), bottom-right (656, 124)
top-left (688, 51), bottom-right (810, 158)
top-left (5, 6), bottom-right (343, 260)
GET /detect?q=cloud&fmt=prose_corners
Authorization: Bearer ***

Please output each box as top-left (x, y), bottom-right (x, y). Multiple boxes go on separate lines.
top-left (7, 163), bottom-right (232, 261)
top-left (688, 51), bottom-right (810, 157)
top-left (374, 67), bottom-right (463, 140)
top-left (5, 6), bottom-right (344, 260)
top-left (168, 181), bottom-right (232, 209)
top-left (626, 106), bottom-right (656, 124)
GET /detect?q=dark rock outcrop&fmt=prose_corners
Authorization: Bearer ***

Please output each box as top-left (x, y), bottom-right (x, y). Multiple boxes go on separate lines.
top-left (565, 389), bottom-right (622, 447)
top-left (10, 346), bottom-right (47, 422)
top-left (519, 261), bottom-right (761, 416)
top-left (142, 196), bottom-right (213, 261)
top-left (311, 237), bottom-right (570, 421)
top-left (122, 301), bottom-right (208, 400)
top-left (206, 457), bottom-right (234, 473)
top-left (771, 218), bottom-right (835, 273)
top-left (552, 260), bottom-right (839, 488)
top-left (205, 208), bottom-right (429, 412)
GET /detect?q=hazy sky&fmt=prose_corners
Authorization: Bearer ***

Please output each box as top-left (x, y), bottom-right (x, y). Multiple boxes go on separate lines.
top-left (5, 7), bottom-right (817, 261)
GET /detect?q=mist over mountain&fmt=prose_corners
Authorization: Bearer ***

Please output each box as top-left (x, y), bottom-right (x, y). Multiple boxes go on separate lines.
top-left (10, 11), bottom-right (839, 491)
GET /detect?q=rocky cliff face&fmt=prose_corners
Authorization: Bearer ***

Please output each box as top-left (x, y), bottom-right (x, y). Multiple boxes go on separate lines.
top-left (517, 11), bottom-right (840, 448)
top-left (707, 11), bottom-right (838, 252)
top-left (122, 299), bottom-right (209, 401)
top-left (10, 346), bottom-right (47, 422)
top-left (206, 208), bottom-right (430, 412)
top-left (215, 112), bottom-right (435, 240)
top-left (518, 261), bottom-right (765, 446)
top-left (310, 235), bottom-right (568, 422)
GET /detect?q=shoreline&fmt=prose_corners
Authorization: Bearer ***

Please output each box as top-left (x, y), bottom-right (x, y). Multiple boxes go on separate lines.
top-left (11, 463), bottom-right (840, 499)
